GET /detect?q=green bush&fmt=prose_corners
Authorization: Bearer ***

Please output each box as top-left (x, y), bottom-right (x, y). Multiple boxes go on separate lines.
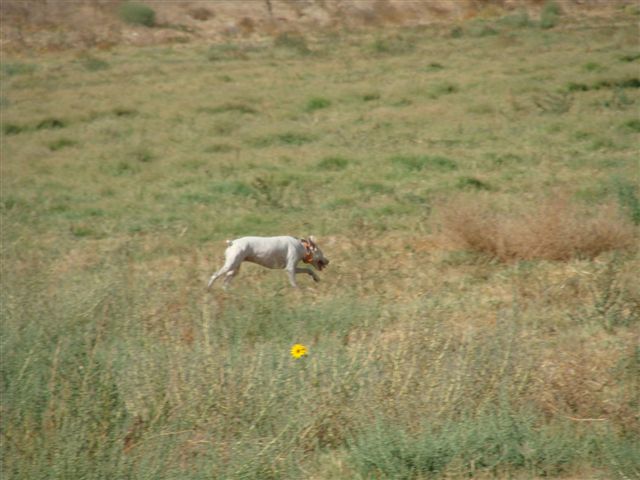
top-left (349, 410), bottom-right (631, 479)
top-left (540, 1), bottom-right (561, 29)
top-left (118, 2), bottom-right (156, 27)
top-left (305, 97), bottom-right (331, 112)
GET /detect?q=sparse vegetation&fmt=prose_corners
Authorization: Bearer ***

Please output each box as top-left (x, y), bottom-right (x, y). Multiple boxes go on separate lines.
top-left (118, 2), bottom-right (156, 27)
top-left (2, 5), bottom-right (639, 479)
top-left (305, 96), bottom-right (332, 112)
top-left (442, 197), bottom-right (635, 262)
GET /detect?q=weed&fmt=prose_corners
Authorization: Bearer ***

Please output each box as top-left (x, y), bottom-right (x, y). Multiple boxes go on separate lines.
top-left (274, 32), bottom-right (311, 55)
top-left (251, 176), bottom-right (287, 207)
top-left (204, 143), bottom-right (235, 153)
top-left (198, 103), bottom-right (257, 115)
top-left (423, 62), bottom-right (444, 72)
top-left (118, 2), bottom-right (156, 27)
top-left (305, 97), bottom-right (331, 112)
top-left (391, 155), bottom-right (457, 172)
top-left (252, 132), bottom-right (313, 147)
top-left (48, 138), bottom-right (77, 151)
top-left (349, 410), bottom-right (613, 479)
top-left (456, 176), bottom-right (492, 191)
top-left (620, 52), bottom-right (640, 62)
top-left (370, 35), bottom-right (415, 55)
top-left (79, 55), bottom-right (110, 71)
top-left (3, 123), bottom-right (27, 135)
top-left (316, 156), bottom-right (349, 171)
top-left (533, 91), bottom-right (572, 114)
top-left (35, 117), bottom-right (67, 130)
top-left (622, 118), bottom-right (640, 132)
top-left (583, 61), bottom-right (606, 73)
top-left (1, 62), bottom-right (36, 76)
top-left (499, 10), bottom-right (533, 28)
top-left (207, 43), bottom-right (249, 61)
top-left (615, 179), bottom-right (640, 225)
top-left (428, 81), bottom-right (459, 99)
top-left (540, 1), bottom-right (561, 29)
top-left (70, 223), bottom-right (96, 237)
top-left (596, 78), bottom-right (640, 90)
top-left (361, 92), bottom-right (381, 102)
top-left (113, 108), bottom-right (137, 117)
top-left (132, 148), bottom-right (154, 163)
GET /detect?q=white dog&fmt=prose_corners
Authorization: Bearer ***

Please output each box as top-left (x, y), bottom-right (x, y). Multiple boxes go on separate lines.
top-left (207, 236), bottom-right (329, 289)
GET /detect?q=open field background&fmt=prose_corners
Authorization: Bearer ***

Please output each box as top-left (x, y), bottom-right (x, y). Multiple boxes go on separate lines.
top-left (2, 1), bottom-right (640, 478)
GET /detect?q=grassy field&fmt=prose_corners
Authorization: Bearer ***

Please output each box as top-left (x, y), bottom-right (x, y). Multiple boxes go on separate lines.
top-left (2, 7), bottom-right (640, 479)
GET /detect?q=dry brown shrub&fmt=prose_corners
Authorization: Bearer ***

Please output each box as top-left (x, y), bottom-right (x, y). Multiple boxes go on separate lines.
top-left (441, 196), bottom-right (636, 262)
top-left (534, 337), bottom-right (640, 434)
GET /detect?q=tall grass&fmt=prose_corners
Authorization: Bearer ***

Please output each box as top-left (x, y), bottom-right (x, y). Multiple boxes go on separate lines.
top-left (2, 8), bottom-right (640, 479)
top-left (442, 197), bottom-right (636, 262)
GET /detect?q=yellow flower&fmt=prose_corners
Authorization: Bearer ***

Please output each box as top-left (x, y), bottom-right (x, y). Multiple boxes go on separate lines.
top-left (290, 343), bottom-right (308, 359)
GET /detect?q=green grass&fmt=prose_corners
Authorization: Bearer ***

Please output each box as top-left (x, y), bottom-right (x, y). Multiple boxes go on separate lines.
top-left (2, 10), bottom-right (639, 479)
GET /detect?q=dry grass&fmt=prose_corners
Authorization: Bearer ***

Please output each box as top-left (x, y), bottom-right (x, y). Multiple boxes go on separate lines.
top-left (442, 196), bottom-right (637, 262)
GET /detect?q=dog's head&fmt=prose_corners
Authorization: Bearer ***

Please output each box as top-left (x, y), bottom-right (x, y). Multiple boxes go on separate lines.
top-left (304, 236), bottom-right (329, 271)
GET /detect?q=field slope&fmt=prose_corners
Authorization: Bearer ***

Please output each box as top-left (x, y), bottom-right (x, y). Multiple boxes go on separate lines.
top-left (2, 7), bottom-right (639, 479)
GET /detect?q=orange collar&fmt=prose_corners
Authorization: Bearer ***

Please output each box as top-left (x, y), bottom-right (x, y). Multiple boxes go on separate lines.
top-left (301, 239), bottom-right (314, 264)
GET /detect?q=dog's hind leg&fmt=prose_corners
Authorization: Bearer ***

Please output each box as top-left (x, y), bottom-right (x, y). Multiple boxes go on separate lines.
top-left (222, 264), bottom-right (241, 290)
top-left (208, 254), bottom-right (242, 290)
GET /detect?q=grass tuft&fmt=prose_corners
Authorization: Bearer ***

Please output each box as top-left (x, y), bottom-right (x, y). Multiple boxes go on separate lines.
top-left (305, 97), bottom-right (331, 112)
top-left (316, 156), bottom-right (349, 171)
top-left (118, 2), bottom-right (156, 27)
top-left (442, 197), bottom-right (635, 262)
top-left (391, 154), bottom-right (457, 172)
top-left (540, 0), bottom-right (561, 29)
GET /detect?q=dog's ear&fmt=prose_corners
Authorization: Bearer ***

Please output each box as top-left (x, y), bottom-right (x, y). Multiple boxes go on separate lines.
top-left (308, 235), bottom-right (317, 247)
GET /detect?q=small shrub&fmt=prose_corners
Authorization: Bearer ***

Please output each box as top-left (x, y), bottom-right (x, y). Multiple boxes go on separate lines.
top-left (132, 148), bottom-right (154, 163)
top-left (361, 92), bottom-right (381, 102)
top-left (499, 10), bottom-right (533, 28)
top-left (593, 77), bottom-right (640, 90)
top-left (35, 118), bottom-right (67, 130)
top-left (533, 92), bottom-right (572, 114)
top-left (583, 61), bottom-right (605, 73)
top-left (207, 43), bottom-right (247, 61)
top-left (620, 52), bottom-right (640, 62)
top-left (188, 7), bottom-right (213, 21)
top-left (3, 123), bottom-right (27, 135)
top-left (615, 179), bottom-right (640, 225)
top-left (540, 1), bottom-right (561, 29)
top-left (428, 81), bottom-right (459, 99)
top-left (252, 132), bottom-right (313, 147)
top-left (567, 82), bottom-right (590, 92)
top-left (48, 138), bottom-right (77, 151)
top-left (204, 143), bottom-right (235, 153)
top-left (80, 55), bottom-right (110, 71)
top-left (456, 176), bottom-right (492, 191)
top-left (370, 35), bottom-right (415, 55)
top-left (198, 103), bottom-right (257, 115)
top-left (305, 97), bottom-right (331, 112)
top-left (423, 62), bottom-right (444, 72)
top-left (442, 197), bottom-right (635, 262)
top-left (316, 156), bottom-right (349, 171)
top-left (274, 32), bottom-right (311, 55)
top-left (622, 118), bottom-right (640, 132)
top-left (391, 155), bottom-right (457, 172)
top-left (1, 62), bottom-right (36, 76)
top-left (118, 2), bottom-right (156, 27)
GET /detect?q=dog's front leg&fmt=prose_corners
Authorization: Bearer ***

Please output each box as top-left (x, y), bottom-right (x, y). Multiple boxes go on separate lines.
top-left (285, 266), bottom-right (300, 288)
top-left (295, 267), bottom-right (319, 282)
